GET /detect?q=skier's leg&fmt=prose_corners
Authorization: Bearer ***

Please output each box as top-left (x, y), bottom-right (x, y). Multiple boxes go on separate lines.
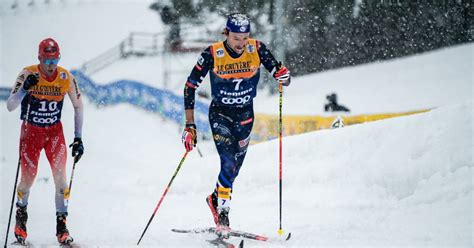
top-left (17, 123), bottom-right (44, 207)
top-left (45, 123), bottom-right (72, 244)
top-left (214, 107), bottom-right (254, 237)
top-left (44, 122), bottom-right (68, 215)
top-left (209, 111), bottom-right (237, 209)
top-left (213, 140), bottom-right (235, 236)
top-left (207, 109), bottom-right (239, 238)
top-left (15, 123), bottom-right (45, 242)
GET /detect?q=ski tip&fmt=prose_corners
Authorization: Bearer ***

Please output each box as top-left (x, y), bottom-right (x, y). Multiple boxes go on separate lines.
top-left (59, 241), bottom-right (80, 248)
top-left (171, 228), bottom-right (190, 233)
top-left (286, 232), bottom-right (292, 241)
top-left (238, 239), bottom-right (244, 248)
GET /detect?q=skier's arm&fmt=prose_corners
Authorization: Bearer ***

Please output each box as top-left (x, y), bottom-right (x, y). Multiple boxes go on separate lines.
top-left (184, 82), bottom-right (196, 124)
top-left (67, 74), bottom-right (84, 138)
top-left (182, 47), bottom-right (213, 152)
top-left (257, 41), bottom-right (291, 85)
top-left (7, 70), bottom-right (30, 112)
top-left (183, 46), bottom-right (213, 122)
top-left (257, 41), bottom-right (280, 72)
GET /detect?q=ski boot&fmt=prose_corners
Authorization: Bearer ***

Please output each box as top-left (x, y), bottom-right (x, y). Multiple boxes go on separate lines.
top-left (56, 213), bottom-right (74, 245)
top-left (215, 207), bottom-right (230, 239)
top-left (206, 192), bottom-right (219, 225)
top-left (14, 204), bottom-right (28, 244)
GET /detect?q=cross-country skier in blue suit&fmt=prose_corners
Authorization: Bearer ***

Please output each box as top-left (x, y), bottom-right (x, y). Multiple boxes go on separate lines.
top-left (182, 13), bottom-right (291, 238)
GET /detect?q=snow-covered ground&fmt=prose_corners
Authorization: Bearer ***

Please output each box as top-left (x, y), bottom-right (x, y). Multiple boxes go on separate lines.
top-left (2, 100), bottom-right (472, 247)
top-left (1, 1), bottom-right (473, 247)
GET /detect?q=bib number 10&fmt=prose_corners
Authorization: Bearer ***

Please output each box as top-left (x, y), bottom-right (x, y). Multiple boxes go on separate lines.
top-left (38, 101), bottom-right (58, 112)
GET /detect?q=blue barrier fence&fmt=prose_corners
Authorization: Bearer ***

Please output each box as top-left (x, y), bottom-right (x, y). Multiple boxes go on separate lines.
top-left (0, 87), bottom-right (9, 100)
top-left (0, 70), bottom-right (211, 136)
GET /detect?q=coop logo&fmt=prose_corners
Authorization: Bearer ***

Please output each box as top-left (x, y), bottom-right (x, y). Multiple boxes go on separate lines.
top-left (50, 136), bottom-right (60, 152)
top-left (221, 95), bottom-right (251, 105)
top-left (32, 116), bottom-right (58, 124)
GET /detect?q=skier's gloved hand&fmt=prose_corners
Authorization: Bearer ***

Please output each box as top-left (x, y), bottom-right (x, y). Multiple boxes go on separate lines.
top-left (23, 73), bottom-right (39, 91)
top-left (182, 124), bottom-right (197, 152)
top-left (69, 137), bottom-right (84, 163)
top-left (273, 63), bottom-right (291, 86)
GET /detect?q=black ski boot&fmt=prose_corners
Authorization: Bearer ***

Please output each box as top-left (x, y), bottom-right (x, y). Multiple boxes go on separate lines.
top-left (14, 204), bottom-right (28, 244)
top-left (215, 207), bottom-right (230, 239)
top-left (56, 213), bottom-right (73, 245)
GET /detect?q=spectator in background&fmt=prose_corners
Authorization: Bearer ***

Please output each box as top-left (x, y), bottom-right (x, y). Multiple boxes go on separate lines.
top-left (324, 92), bottom-right (350, 112)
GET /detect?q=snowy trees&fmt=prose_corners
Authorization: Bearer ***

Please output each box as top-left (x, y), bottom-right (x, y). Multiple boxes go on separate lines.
top-left (152, 0), bottom-right (471, 76)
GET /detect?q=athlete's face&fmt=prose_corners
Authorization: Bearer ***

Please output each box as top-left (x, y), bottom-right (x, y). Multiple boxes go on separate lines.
top-left (38, 56), bottom-right (59, 77)
top-left (226, 32), bottom-right (250, 54)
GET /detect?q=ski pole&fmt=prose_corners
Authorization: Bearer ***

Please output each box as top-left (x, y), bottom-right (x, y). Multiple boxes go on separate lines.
top-left (4, 97), bottom-right (31, 248)
top-left (4, 156), bottom-right (22, 248)
top-left (196, 146), bottom-right (203, 158)
top-left (137, 151), bottom-right (189, 245)
top-left (67, 157), bottom-right (78, 201)
top-left (277, 80), bottom-right (284, 237)
top-left (277, 81), bottom-right (291, 240)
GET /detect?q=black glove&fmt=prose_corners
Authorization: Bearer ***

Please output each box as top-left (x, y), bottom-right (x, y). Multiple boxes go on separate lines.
top-left (23, 73), bottom-right (39, 91)
top-left (69, 138), bottom-right (84, 163)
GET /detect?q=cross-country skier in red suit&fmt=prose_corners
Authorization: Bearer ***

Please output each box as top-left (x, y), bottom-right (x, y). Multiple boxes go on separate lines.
top-left (6, 38), bottom-right (84, 245)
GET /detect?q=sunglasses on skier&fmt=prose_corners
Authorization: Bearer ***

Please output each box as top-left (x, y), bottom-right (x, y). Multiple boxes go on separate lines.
top-left (42, 58), bottom-right (60, 65)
